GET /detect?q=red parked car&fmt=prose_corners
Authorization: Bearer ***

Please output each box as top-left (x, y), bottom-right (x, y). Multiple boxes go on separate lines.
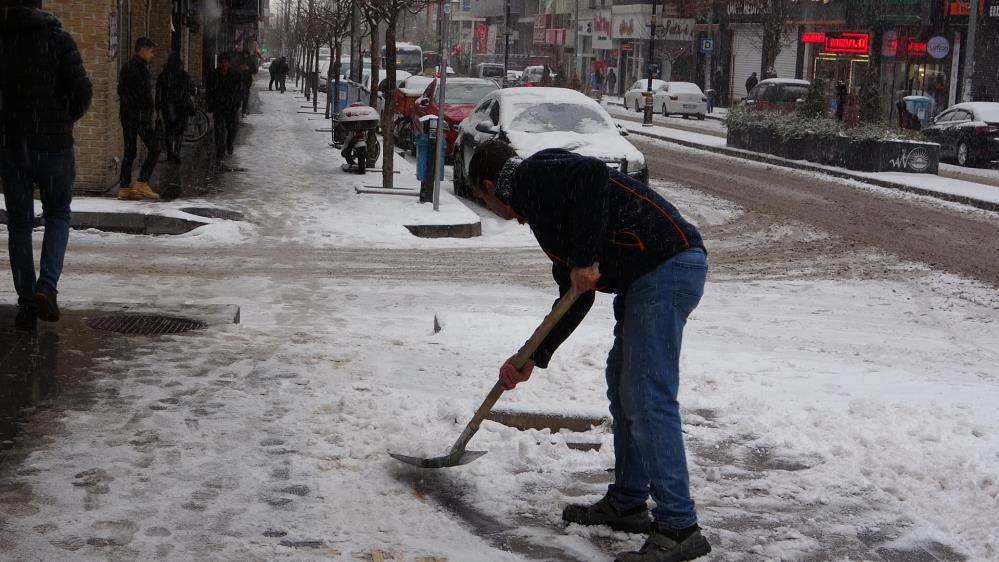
top-left (408, 77), bottom-right (498, 157)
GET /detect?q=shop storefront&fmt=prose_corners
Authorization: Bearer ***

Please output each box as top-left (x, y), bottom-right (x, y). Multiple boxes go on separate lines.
top-left (801, 31), bottom-right (870, 93)
top-left (880, 31), bottom-right (956, 120)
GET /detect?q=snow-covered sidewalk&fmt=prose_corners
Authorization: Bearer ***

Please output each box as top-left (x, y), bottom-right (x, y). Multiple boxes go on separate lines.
top-left (0, 79), bottom-right (997, 561)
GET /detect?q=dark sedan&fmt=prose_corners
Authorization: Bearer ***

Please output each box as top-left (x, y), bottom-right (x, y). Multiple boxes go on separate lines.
top-left (921, 102), bottom-right (999, 167)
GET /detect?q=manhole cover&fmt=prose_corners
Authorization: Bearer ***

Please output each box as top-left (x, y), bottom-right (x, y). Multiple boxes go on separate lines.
top-left (86, 314), bottom-right (207, 335)
top-left (179, 207), bottom-right (245, 221)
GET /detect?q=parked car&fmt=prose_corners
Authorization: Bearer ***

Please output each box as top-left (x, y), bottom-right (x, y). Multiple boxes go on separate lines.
top-left (475, 62), bottom-right (506, 85)
top-left (654, 82), bottom-right (707, 119)
top-left (451, 87), bottom-right (647, 197)
top-left (741, 78), bottom-right (810, 112)
top-left (623, 79), bottom-right (668, 112)
top-left (517, 65), bottom-right (555, 86)
top-left (408, 77), bottom-right (499, 158)
top-left (921, 102), bottom-right (999, 167)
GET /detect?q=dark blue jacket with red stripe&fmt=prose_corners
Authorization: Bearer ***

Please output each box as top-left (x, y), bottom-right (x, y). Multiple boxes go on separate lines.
top-left (505, 148), bottom-right (705, 368)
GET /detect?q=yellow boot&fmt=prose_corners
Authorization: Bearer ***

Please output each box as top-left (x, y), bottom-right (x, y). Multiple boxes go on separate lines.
top-left (132, 181), bottom-right (160, 200)
top-left (118, 186), bottom-right (139, 200)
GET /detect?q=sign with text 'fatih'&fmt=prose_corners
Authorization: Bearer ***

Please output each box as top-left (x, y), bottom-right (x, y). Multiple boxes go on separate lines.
top-left (656, 18), bottom-right (695, 42)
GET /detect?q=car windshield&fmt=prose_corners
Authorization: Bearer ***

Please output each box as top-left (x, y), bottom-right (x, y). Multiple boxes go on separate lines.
top-left (444, 82), bottom-right (497, 103)
top-left (507, 102), bottom-right (612, 134)
top-left (480, 66), bottom-right (505, 78)
top-left (779, 85), bottom-right (808, 103)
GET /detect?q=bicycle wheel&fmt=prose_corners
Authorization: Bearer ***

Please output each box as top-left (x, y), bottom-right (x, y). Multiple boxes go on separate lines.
top-left (184, 110), bottom-right (210, 143)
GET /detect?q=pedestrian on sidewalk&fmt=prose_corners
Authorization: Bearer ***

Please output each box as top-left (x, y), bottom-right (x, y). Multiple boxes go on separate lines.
top-left (118, 37), bottom-right (161, 201)
top-left (0, 0), bottom-right (92, 331)
top-left (156, 51), bottom-right (194, 164)
top-left (268, 58), bottom-right (278, 91)
top-left (237, 49), bottom-right (253, 117)
top-left (606, 68), bottom-right (617, 96)
top-left (206, 53), bottom-right (244, 159)
top-left (745, 72), bottom-right (758, 95)
top-left (467, 141), bottom-right (711, 562)
top-left (275, 57), bottom-right (289, 93)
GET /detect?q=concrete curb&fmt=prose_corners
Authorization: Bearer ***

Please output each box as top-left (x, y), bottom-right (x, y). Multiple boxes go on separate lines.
top-left (0, 209), bottom-right (210, 235)
top-left (627, 128), bottom-right (999, 213)
top-left (405, 222), bottom-right (482, 239)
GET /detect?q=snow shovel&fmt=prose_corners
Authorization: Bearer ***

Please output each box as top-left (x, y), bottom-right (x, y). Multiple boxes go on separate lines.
top-left (390, 268), bottom-right (595, 469)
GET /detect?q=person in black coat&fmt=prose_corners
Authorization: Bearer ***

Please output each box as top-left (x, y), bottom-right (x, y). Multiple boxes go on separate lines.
top-left (467, 142), bottom-right (711, 562)
top-left (745, 71), bottom-right (758, 96)
top-left (206, 53), bottom-right (244, 158)
top-left (0, 0), bottom-right (92, 330)
top-left (118, 36), bottom-right (161, 200)
top-left (156, 51), bottom-right (194, 163)
top-left (274, 57), bottom-right (290, 93)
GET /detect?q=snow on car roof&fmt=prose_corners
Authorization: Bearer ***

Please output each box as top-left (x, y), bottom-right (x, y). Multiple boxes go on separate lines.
top-left (667, 82), bottom-right (703, 93)
top-left (758, 78), bottom-right (810, 85)
top-left (494, 87), bottom-right (615, 130)
top-left (953, 102), bottom-right (999, 122)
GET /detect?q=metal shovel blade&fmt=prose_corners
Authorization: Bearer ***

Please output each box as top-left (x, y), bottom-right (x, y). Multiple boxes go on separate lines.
top-left (388, 450), bottom-right (487, 469)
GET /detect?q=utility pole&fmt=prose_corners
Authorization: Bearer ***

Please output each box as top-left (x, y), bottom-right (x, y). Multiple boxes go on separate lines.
top-left (503, 0), bottom-right (511, 87)
top-left (643, 0), bottom-right (658, 126)
top-left (433, 0), bottom-right (451, 211)
top-left (962, 0), bottom-right (980, 102)
top-left (574, 0), bottom-right (580, 88)
top-left (351, 0), bottom-right (361, 84)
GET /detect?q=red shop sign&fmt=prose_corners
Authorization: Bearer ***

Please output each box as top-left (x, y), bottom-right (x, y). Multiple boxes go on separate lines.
top-left (907, 41), bottom-right (928, 57)
top-left (621, 42), bottom-right (633, 52)
top-left (801, 31), bottom-right (827, 43)
top-left (824, 32), bottom-right (869, 54)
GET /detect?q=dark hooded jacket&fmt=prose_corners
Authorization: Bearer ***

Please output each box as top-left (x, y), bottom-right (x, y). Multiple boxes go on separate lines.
top-left (156, 52), bottom-right (194, 124)
top-left (503, 149), bottom-right (705, 367)
top-left (205, 65), bottom-right (244, 114)
top-left (0, 6), bottom-right (92, 150)
top-left (119, 54), bottom-right (155, 124)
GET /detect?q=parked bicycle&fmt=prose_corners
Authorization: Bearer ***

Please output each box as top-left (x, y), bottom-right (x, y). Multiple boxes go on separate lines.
top-left (184, 81), bottom-right (210, 143)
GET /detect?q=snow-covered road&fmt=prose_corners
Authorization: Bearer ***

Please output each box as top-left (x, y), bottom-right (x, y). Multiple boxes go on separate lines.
top-left (0, 80), bottom-right (997, 561)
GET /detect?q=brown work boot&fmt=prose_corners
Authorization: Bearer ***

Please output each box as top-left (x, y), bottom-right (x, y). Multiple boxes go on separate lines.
top-left (118, 186), bottom-right (140, 200)
top-left (132, 181), bottom-right (160, 200)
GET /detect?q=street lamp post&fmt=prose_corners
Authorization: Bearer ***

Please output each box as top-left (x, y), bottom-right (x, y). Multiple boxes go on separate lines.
top-left (432, 0), bottom-right (454, 211)
top-left (503, 0), bottom-right (511, 87)
top-left (643, 0), bottom-right (657, 126)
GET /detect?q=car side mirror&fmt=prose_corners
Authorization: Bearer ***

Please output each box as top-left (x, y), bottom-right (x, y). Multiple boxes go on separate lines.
top-left (475, 121), bottom-right (499, 134)
top-left (419, 98), bottom-right (430, 106)
top-left (616, 124), bottom-right (629, 137)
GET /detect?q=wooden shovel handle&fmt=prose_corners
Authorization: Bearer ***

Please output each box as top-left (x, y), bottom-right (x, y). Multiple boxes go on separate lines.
top-left (450, 264), bottom-right (599, 454)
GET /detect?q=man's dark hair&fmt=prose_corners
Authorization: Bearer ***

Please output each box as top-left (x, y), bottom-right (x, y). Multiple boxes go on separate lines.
top-left (134, 37), bottom-right (155, 51)
top-left (218, 52), bottom-right (230, 63)
top-left (468, 140), bottom-right (517, 189)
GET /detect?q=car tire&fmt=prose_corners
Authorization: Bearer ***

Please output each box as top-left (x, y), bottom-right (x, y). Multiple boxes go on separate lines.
top-left (697, 114), bottom-right (705, 121)
top-left (957, 142), bottom-right (974, 167)
top-left (452, 145), bottom-right (470, 198)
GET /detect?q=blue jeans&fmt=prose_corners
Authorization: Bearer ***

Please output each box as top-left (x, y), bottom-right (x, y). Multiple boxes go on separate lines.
top-left (1, 146), bottom-right (74, 306)
top-left (605, 247), bottom-right (707, 529)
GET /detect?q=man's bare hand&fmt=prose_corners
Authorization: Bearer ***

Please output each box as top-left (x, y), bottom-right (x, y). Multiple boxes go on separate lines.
top-left (499, 357), bottom-right (535, 390)
top-left (570, 264), bottom-right (600, 293)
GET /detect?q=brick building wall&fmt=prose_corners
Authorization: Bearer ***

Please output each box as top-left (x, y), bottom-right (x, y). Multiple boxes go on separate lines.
top-left (46, 0), bottom-right (122, 195)
top-left (44, 0), bottom-right (207, 194)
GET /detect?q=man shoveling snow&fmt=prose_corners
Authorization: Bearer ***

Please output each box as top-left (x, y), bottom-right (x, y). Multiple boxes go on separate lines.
top-left (467, 140), bottom-right (710, 562)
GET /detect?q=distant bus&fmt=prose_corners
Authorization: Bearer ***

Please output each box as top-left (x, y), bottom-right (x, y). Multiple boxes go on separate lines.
top-left (383, 42), bottom-right (423, 75)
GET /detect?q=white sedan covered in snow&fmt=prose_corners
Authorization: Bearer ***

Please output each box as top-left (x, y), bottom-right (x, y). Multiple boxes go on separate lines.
top-left (451, 87), bottom-right (647, 197)
top-left (624, 79), bottom-right (707, 119)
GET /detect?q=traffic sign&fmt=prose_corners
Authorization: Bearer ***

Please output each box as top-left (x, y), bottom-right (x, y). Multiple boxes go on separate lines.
top-left (700, 38), bottom-right (715, 54)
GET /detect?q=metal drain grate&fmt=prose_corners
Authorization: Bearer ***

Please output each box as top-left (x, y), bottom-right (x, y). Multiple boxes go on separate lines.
top-left (86, 314), bottom-right (207, 335)
top-left (179, 207), bottom-right (245, 221)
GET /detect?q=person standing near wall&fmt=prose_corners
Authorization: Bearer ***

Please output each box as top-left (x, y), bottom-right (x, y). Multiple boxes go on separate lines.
top-left (118, 37), bottom-right (161, 201)
top-left (206, 53), bottom-right (244, 159)
top-left (0, 0), bottom-right (93, 330)
top-left (156, 51), bottom-right (194, 164)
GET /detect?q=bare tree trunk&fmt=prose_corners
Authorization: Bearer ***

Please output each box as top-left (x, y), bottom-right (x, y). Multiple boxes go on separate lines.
top-left (368, 17), bottom-right (380, 109)
top-left (382, 15), bottom-right (398, 189)
top-left (313, 41), bottom-right (320, 112)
